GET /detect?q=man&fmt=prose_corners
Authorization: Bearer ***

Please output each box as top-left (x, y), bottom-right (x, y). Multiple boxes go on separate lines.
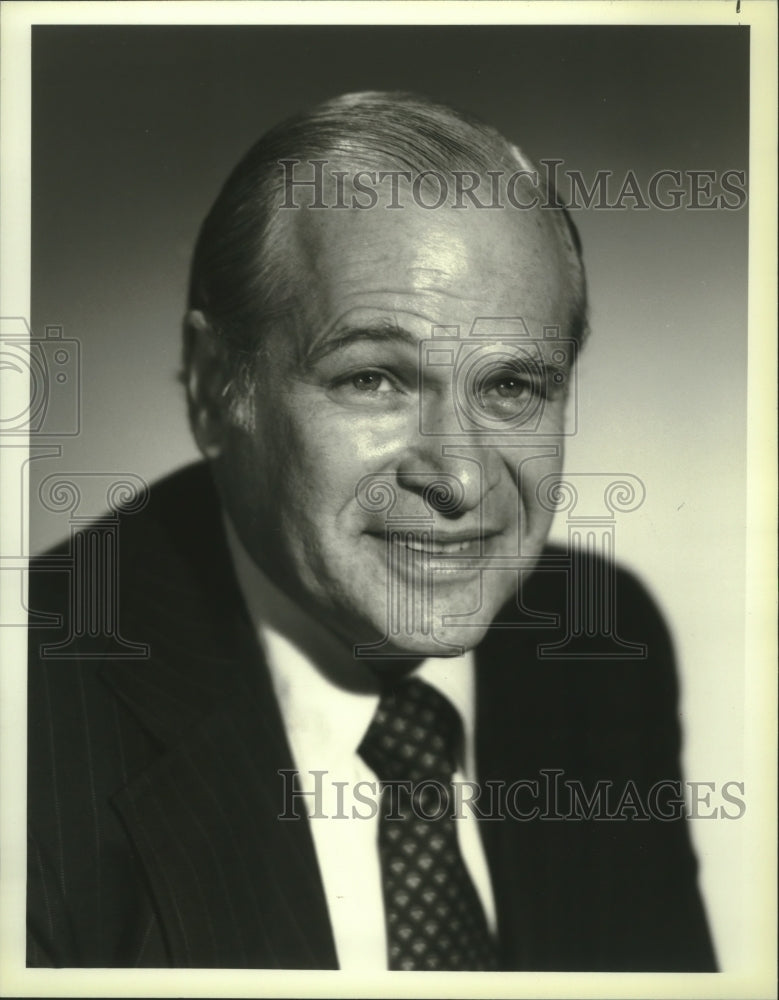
top-left (26, 92), bottom-right (717, 970)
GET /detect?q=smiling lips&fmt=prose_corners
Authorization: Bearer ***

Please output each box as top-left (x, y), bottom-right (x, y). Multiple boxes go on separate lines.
top-left (366, 530), bottom-right (501, 558)
top-left (401, 535), bottom-right (484, 556)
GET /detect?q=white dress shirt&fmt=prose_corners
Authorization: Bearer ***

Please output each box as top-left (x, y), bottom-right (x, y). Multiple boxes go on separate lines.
top-left (223, 516), bottom-right (497, 970)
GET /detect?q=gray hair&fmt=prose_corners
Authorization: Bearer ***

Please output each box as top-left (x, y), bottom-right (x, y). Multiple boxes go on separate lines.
top-left (185, 90), bottom-right (588, 395)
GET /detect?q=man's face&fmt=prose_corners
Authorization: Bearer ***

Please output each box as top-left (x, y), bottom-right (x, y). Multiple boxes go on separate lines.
top-left (213, 196), bottom-right (573, 655)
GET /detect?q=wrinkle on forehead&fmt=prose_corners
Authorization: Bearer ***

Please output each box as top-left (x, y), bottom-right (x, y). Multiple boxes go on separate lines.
top-left (405, 230), bottom-right (470, 290)
top-left (283, 201), bottom-right (570, 337)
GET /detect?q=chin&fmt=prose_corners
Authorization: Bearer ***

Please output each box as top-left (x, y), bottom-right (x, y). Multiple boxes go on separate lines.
top-left (325, 581), bottom-right (505, 659)
top-left (352, 621), bottom-right (492, 659)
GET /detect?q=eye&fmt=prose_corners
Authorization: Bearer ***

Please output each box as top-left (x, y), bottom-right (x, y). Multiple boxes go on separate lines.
top-left (350, 370), bottom-right (390, 392)
top-left (476, 371), bottom-right (538, 409)
top-left (327, 367), bottom-right (405, 406)
top-left (490, 376), bottom-right (529, 399)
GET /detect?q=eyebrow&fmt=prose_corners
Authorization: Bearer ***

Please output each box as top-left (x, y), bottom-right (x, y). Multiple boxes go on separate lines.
top-left (303, 319), bottom-right (418, 368)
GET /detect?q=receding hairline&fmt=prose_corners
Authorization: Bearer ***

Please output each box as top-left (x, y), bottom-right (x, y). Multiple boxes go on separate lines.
top-left (275, 176), bottom-right (578, 326)
top-left (186, 90), bottom-right (589, 379)
top-left (259, 159), bottom-right (586, 352)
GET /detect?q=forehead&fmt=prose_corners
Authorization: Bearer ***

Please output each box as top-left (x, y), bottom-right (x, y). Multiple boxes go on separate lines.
top-left (281, 198), bottom-right (570, 336)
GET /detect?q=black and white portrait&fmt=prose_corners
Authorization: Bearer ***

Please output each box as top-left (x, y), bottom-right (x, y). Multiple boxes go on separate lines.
top-left (0, 3), bottom-right (774, 997)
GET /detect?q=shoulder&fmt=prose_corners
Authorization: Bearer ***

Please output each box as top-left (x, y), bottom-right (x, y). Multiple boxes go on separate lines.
top-left (478, 544), bottom-right (681, 761)
top-left (28, 461), bottom-right (224, 629)
top-left (25, 463), bottom-right (234, 965)
top-left (29, 460), bottom-right (220, 566)
top-left (26, 461), bottom-right (232, 784)
top-left (488, 541), bottom-right (676, 662)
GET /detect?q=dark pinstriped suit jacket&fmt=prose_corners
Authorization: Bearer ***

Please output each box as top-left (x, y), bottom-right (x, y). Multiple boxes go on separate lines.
top-left (27, 463), bottom-right (717, 970)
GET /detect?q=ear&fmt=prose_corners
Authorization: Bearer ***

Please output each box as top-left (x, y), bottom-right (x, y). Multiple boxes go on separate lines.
top-left (182, 310), bottom-right (241, 459)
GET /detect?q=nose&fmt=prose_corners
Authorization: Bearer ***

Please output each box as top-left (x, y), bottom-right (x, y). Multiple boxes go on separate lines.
top-left (395, 411), bottom-right (493, 519)
top-left (396, 455), bottom-right (484, 517)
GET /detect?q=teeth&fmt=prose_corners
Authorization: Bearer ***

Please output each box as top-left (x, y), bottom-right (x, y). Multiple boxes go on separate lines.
top-left (400, 537), bottom-right (476, 554)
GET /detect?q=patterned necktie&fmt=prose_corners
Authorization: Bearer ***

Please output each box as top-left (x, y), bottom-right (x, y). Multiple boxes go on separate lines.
top-left (358, 676), bottom-right (497, 971)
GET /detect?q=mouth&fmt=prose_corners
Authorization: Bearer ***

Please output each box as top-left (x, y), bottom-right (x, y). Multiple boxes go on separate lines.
top-left (366, 530), bottom-right (501, 560)
top-left (401, 535), bottom-right (484, 557)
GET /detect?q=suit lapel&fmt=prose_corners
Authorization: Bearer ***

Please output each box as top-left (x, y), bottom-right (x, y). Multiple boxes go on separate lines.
top-left (109, 682), bottom-right (337, 968)
top-left (99, 464), bottom-right (338, 968)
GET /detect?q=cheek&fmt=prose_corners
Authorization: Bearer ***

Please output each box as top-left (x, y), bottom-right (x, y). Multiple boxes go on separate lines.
top-left (289, 408), bottom-right (412, 488)
top-left (503, 444), bottom-right (564, 523)
top-left (272, 415), bottom-right (378, 532)
top-left (525, 457), bottom-right (564, 533)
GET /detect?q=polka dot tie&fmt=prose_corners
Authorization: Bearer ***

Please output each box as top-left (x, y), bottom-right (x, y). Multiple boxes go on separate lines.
top-left (358, 677), bottom-right (498, 971)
